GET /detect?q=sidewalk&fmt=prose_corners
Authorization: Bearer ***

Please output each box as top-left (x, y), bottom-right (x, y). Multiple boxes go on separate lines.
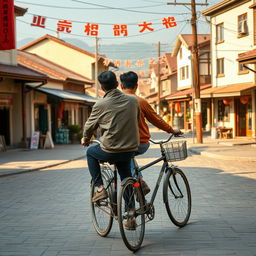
top-left (0, 144), bottom-right (86, 177)
top-left (0, 133), bottom-right (256, 178)
top-left (187, 136), bottom-right (256, 162)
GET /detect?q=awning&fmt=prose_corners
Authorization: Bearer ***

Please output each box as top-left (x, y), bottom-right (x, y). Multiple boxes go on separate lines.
top-left (237, 49), bottom-right (256, 65)
top-left (201, 83), bottom-right (256, 98)
top-left (30, 86), bottom-right (97, 104)
top-left (166, 84), bottom-right (211, 100)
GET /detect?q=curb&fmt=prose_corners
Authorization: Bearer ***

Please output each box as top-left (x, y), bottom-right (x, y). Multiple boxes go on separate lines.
top-left (188, 148), bottom-right (256, 162)
top-left (0, 156), bottom-right (84, 178)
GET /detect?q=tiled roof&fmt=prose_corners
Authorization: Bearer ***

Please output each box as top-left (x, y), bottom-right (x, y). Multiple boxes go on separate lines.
top-left (165, 53), bottom-right (177, 72)
top-left (201, 83), bottom-right (255, 98)
top-left (17, 50), bottom-right (93, 84)
top-left (237, 49), bottom-right (256, 62)
top-left (19, 34), bottom-right (116, 67)
top-left (166, 84), bottom-right (211, 100)
top-left (172, 34), bottom-right (210, 56)
top-left (202, 0), bottom-right (244, 16)
top-left (181, 34), bottom-right (211, 48)
top-left (0, 63), bottom-right (47, 82)
top-left (19, 34), bottom-right (96, 58)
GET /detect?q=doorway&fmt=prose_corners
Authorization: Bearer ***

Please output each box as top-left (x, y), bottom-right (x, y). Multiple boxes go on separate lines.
top-left (0, 107), bottom-right (10, 145)
top-left (235, 97), bottom-right (252, 136)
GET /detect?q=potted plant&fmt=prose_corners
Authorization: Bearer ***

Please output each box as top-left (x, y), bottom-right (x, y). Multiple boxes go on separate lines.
top-left (68, 124), bottom-right (82, 143)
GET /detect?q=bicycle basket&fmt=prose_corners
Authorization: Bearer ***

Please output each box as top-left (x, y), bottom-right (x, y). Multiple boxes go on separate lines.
top-left (162, 140), bottom-right (188, 162)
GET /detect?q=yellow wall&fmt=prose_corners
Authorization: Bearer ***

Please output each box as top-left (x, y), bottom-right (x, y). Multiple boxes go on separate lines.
top-left (25, 40), bottom-right (95, 78)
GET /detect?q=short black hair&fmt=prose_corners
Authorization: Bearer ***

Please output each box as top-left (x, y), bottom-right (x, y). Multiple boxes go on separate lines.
top-left (98, 71), bottom-right (117, 91)
top-left (120, 71), bottom-right (138, 90)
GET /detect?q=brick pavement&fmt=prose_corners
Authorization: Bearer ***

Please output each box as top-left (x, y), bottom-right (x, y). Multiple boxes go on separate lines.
top-left (0, 130), bottom-right (256, 255)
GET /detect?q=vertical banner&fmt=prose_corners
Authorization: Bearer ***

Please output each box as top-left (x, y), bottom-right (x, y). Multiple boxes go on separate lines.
top-left (0, 0), bottom-right (15, 50)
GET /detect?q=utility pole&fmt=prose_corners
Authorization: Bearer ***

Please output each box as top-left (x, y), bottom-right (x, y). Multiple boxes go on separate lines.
top-left (167, 0), bottom-right (208, 143)
top-left (95, 37), bottom-right (99, 98)
top-left (154, 41), bottom-right (167, 115)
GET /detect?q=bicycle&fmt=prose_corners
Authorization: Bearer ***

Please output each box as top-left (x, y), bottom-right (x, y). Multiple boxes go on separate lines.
top-left (90, 134), bottom-right (191, 251)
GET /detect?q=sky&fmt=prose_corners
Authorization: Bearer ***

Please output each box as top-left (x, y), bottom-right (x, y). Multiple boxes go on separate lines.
top-left (15, 0), bottom-right (220, 67)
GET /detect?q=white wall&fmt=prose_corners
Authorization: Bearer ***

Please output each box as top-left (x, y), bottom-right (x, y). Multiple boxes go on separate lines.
top-left (211, 1), bottom-right (254, 87)
top-left (177, 45), bottom-right (192, 89)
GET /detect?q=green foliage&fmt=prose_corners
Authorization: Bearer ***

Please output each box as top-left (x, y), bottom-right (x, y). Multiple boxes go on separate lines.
top-left (68, 124), bottom-right (81, 134)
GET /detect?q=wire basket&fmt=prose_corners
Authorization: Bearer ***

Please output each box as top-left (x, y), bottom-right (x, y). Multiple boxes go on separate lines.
top-left (162, 140), bottom-right (188, 162)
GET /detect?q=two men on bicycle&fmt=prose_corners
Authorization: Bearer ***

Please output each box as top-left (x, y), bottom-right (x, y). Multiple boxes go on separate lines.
top-left (82, 71), bottom-right (140, 203)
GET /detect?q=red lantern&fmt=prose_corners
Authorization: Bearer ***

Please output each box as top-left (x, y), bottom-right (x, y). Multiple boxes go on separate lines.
top-left (57, 102), bottom-right (64, 119)
top-left (223, 99), bottom-right (231, 105)
top-left (240, 96), bottom-right (249, 104)
top-left (189, 101), bottom-right (193, 107)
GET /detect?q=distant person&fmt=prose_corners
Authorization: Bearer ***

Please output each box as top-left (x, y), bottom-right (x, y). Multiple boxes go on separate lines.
top-left (120, 71), bottom-right (182, 195)
top-left (82, 71), bottom-right (140, 203)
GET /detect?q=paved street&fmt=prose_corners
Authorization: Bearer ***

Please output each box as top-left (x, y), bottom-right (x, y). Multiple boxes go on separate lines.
top-left (0, 131), bottom-right (256, 256)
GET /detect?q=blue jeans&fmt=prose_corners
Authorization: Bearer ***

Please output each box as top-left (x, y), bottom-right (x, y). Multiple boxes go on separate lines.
top-left (86, 144), bottom-right (135, 187)
top-left (130, 143), bottom-right (150, 177)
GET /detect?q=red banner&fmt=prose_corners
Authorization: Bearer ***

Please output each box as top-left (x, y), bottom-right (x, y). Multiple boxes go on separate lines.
top-left (0, 0), bottom-right (15, 50)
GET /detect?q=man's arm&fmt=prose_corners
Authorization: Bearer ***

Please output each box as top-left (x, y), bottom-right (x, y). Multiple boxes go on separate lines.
top-left (82, 104), bottom-right (100, 146)
top-left (141, 99), bottom-right (177, 134)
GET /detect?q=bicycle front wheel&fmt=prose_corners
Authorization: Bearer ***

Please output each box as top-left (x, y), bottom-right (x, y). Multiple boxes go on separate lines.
top-left (163, 167), bottom-right (191, 227)
top-left (90, 170), bottom-right (113, 237)
top-left (118, 179), bottom-right (145, 252)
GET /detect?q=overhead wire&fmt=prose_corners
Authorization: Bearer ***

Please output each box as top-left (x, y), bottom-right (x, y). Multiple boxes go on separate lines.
top-left (71, 0), bottom-right (189, 15)
top-left (15, 0), bottom-right (165, 10)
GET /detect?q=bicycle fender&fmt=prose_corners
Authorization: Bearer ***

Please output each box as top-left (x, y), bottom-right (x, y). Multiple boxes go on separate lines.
top-left (121, 177), bottom-right (137, 186)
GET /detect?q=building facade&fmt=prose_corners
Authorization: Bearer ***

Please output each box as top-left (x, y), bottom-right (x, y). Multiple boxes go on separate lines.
top-left (202, 0), bottom-right (256, 138)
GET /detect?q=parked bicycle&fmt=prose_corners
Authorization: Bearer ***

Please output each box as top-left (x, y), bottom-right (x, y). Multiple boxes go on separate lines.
top-left (90, 134), bottom-right (191, 251)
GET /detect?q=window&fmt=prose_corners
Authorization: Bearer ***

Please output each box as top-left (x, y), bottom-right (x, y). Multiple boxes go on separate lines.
top-left (180, 47), bottom-right (183, 59)
top-left (180, 65), bottom-right (189, 80)
top-left (218, 100), bottom-right (230, 122)
top-left (238, 13), bottom-right (248, 36)
top-left (238, 63), bottom-right (249, 74)
top-left (180, 67), bottom-right (185, 80)
top-left (216, 58), bottom-right (224, 77)
top-left (185, 65), bottom-right (189, 79)
top-left (216, 23), bottom-right (224, 43)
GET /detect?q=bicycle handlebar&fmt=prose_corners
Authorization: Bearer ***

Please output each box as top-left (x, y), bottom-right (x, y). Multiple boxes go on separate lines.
top-left (149, 133), bottom-right (184, 145)
top-left (90, 134), bottom-right (184, 146)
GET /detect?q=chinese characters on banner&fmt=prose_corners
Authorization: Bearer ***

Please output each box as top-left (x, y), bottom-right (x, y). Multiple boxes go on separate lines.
top-left (30, 15), bottom-right (177, 37)
top-left (0, 0), bottom-right (15, 50)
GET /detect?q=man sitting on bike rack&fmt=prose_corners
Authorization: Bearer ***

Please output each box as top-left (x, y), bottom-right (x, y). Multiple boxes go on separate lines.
top-left (81, 71), bottom-right (140, 205)
top-left (120, 71), bottom-right (182, 194)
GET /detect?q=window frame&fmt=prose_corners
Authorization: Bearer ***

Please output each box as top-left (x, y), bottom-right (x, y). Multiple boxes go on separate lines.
top-left (238, 63), bottom-right (249, 75)
top-left (238, 13), bottom-right (248, 38)
top-left (216, 58), bottom-right (225, 77)
top-left (216, 22), bottom-right (224, 44)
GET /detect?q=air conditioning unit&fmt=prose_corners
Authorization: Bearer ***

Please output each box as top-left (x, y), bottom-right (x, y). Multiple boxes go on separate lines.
top-left (239, 20), bottom-right (248, 34)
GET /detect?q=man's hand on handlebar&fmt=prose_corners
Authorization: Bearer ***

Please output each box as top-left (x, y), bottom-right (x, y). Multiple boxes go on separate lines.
top-left (172, 129), bottom-right (183, 136)
top-left (81, 137), bottom-right (90, 147)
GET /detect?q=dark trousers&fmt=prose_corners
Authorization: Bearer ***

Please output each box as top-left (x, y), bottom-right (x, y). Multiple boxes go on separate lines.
top-left (86, 144), bottom-right (135, 187)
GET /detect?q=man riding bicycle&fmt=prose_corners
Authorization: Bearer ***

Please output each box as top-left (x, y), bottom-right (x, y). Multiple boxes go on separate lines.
top-left (81, 71), bottom-right (140, 204)
top-left (120, 71), bottom-right (182, 194)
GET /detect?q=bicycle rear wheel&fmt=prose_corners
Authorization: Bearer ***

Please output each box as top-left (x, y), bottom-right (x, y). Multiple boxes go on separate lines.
top-left (90, 169), bottom-right (113, 237)
top-left (163, 167), bottom-right (191, 227)
top-left (118, 179), bottom-right (145, 252)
